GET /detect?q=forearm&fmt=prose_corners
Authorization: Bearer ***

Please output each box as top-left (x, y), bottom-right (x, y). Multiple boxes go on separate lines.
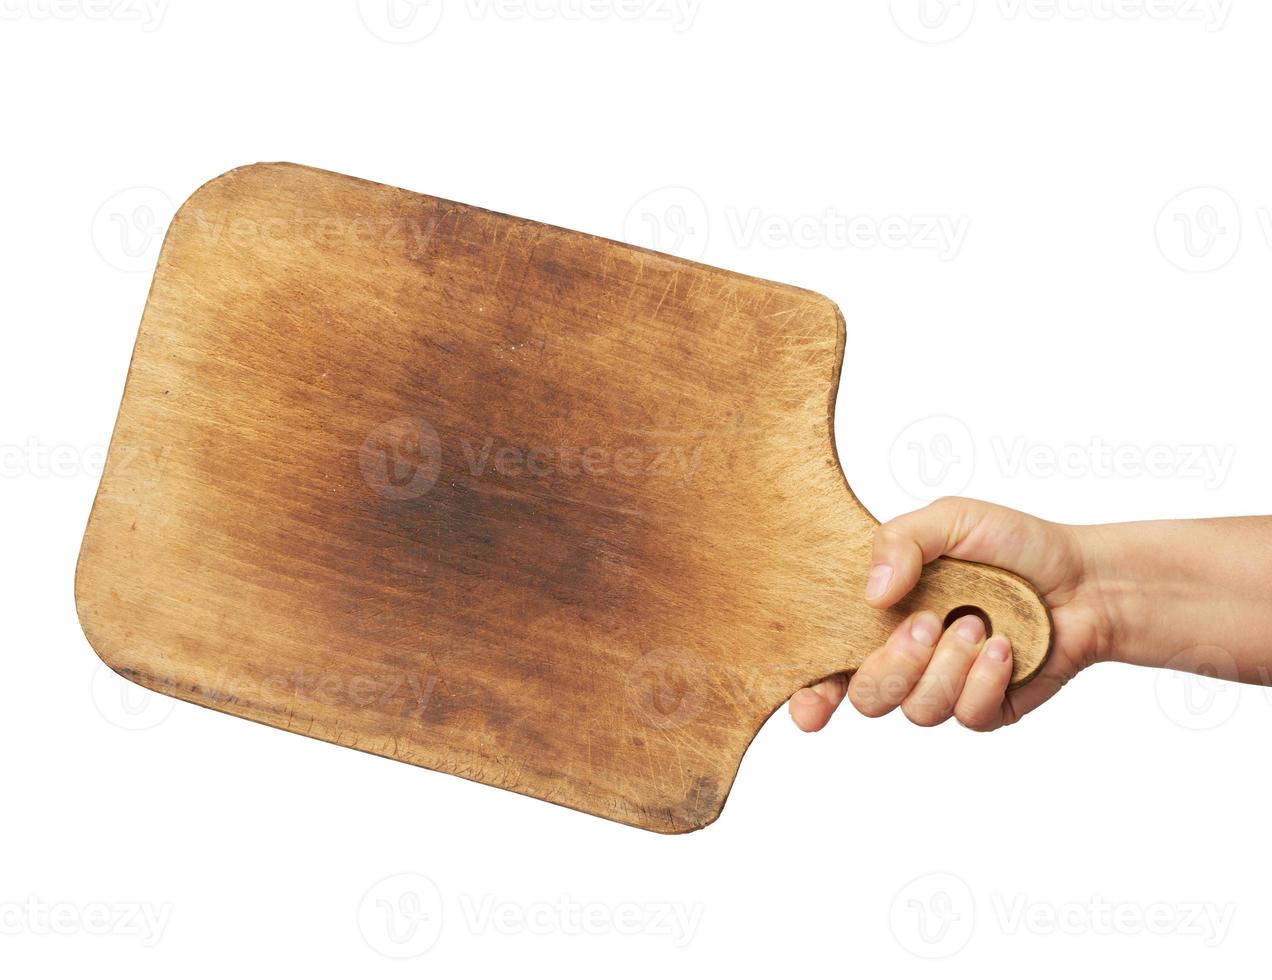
top-left (1080, 517), bottom-right (1272, 683)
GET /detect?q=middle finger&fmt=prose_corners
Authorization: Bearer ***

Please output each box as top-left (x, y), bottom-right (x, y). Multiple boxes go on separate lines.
top-left (901, 614), bottom-right (988, 727)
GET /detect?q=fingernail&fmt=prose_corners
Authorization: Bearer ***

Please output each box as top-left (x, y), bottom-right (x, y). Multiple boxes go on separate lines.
top-left (865, 564), bottom-right (893, 600)
top-left (910, 611), bottom-right (941, 646)
top-left (956, 615), bottom-right (986, 643)
top-left (791, 689), bottom-right (821, 708)
top-left (984, 636), bottom-right (1011, 663)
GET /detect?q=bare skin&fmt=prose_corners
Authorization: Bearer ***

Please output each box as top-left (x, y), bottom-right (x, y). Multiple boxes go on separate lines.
top-left (788, 496), bottom-right (1272, 733)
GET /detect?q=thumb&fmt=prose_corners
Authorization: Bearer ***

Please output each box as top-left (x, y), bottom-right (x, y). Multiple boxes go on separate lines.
top-left (864, 496), bottom-right (1061, 608)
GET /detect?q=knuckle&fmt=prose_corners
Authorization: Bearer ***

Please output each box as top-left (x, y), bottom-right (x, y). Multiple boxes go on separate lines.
top-left (874, 522), bottom-right (918, 552)
top-left (872, 523), bottom-right (902, 552)
top-left (875, 660), bottom-right (920, 702)
top-left (890, 640), bottom-right (931, 674)
top-left (931, 495), bottom-right (975, 520)
top-left (930, 495), bottom-right (974, 537)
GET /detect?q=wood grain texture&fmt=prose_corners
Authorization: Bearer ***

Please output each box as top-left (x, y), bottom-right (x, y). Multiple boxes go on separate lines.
top-left (76, 163), bottom-right (1052, 833)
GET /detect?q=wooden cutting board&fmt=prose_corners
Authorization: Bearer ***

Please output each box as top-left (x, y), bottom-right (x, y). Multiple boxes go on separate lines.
top-left (76, 163), bottom-right (1051, 833)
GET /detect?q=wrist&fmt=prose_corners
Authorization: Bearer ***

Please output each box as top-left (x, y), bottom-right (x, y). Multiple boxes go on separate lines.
top-left (1069, 521), bottom-right (1152, 666)
top-left (1069, 519), bottom-right (1226, 671)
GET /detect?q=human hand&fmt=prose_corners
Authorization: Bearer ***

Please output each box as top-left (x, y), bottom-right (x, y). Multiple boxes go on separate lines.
top-left (789, 497), bottom-right (1113, 733)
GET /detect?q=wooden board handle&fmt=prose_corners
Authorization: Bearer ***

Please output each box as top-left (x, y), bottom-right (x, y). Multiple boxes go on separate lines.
top-left (848, 556), bottom-right (1053, 688)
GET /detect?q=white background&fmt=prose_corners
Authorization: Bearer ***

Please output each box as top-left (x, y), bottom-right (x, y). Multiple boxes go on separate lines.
top-left (3, 0), bottom-right (1269, 976)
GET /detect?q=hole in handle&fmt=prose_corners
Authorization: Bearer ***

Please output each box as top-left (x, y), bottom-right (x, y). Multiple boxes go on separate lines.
top-left (943, 605), bottom-right (992, 638)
